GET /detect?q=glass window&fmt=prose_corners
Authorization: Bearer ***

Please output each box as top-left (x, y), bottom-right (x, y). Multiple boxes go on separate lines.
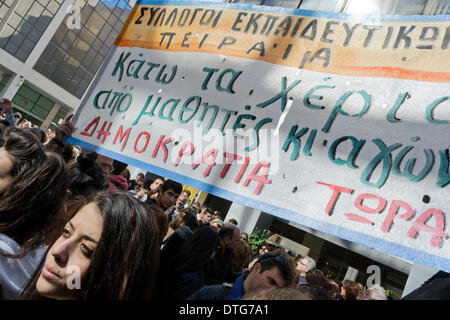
top-left (435, 0), bottom-right (450, 14)
top-left (12, 84), bottom-right (54, 121)
top-left (27, 1), bottom-right (45, 18)
top-left (15, 38), bottom-right (35, 61)
top-left (299, 0), bottom-right (343, 12)
top-left (396, 0), bottom-right (426, 15)
top-left (80, 28), bottom-right (96, 45)
top-left (344, 0), bottom-right (397, 14)
top-left (37, 0), bottom-right (50, 7)
top-left (231, 0), bottom-right (264, 5)
top-left (36, 96), bottom-right (54, 111)
top-left (0, 0), bottom-right (62, 62)
top-left (34, 0), bottom-right (133, 98)
top-left (35, 9), bottom-right (53, 30)
top-left (263, 0), bottom-right (301, 8)
top-left (4, 30), bottom-right (25, 55)
top-left (81, 48), bottom-right (97, 68)
top-left (47, 0), bottom-right (61, 15)
top-left (49, 108), bottom-right (70, 131)
top-left (98, 23), bottom-right (112, 42)
top-left (52, 24), bottom-right (68, 44)
top-left (15, 2), bottom-right (32, 17)
top-left (95, 4), bottom-right (112, 20)
top-left (8, 12), bottom-right (22, 29)
top-left (0, 73), bottom-right (11, 93)
top-left (86, 11), bottom-right (105, 35)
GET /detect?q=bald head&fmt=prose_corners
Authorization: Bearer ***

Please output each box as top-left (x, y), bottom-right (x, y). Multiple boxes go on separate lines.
top-left (219, 223), bottom-right (241, 251)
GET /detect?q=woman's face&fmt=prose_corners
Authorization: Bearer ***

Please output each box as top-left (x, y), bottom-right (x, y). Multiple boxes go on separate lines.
top-left (36, 202), bottom-right (103, 300)
top-left (0, 147), bottom-right (13, 191)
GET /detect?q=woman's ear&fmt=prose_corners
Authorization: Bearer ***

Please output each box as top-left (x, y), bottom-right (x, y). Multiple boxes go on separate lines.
top-left (65, 189), bottom-right (72, 199)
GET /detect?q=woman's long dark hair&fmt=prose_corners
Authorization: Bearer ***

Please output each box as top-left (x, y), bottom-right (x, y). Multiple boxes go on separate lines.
top-left (22, 192), bottom-right (161, 300)
top-left (64, 151), bottom-right (108, 216)
top-left (0, 128), bottom-right (68, 257)
top-left (175, 226), bottom-right (219, 274)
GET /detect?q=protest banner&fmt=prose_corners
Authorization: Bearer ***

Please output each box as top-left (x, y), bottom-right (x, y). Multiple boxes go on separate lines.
top-left (69, 0), bottom-right (450, 272)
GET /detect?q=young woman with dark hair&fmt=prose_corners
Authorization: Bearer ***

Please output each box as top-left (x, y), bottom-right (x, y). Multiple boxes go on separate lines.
top-left (44, 151), bottom-right (108, 246)
top-left (158, 227), bottom-right (219, 300)
top-left (0, 128), bottom-right (68, 299)
top-left (21, 192), bottom-right (161, 300)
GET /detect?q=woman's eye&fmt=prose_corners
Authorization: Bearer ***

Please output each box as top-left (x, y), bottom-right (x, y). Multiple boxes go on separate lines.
top-left (62, 228), bottom-right (71, 238)
top-left (80, 244), bottom-right (94, 258)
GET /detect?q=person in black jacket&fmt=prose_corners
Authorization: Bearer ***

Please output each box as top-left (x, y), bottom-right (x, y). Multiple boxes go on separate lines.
top-left (157, 226), bottom-right (219, 300)
top-left (402, 271), bottom-right (450, 300)
top-left (204, 223), bottom-right (241, 285)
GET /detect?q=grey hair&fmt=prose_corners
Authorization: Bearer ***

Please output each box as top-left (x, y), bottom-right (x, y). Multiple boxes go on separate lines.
top-left (302, 256), bottom-right (316, 272)
top-left (368, 284), bottom-right (387, 300)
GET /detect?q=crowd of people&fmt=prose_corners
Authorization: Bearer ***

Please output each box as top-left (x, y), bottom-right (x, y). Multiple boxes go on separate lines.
top-left (0, 98), bottom-right (447, 300)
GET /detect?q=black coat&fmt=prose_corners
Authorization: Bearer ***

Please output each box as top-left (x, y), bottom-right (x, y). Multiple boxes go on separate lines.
top-left (204, 245), bottom-right (241, 285)
top-left (173, 269), bottom-right (206, 300)
top-left (402, 271), bottom-right (450, 300)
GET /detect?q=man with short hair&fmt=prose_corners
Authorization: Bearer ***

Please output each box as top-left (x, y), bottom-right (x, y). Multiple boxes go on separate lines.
top-left (296, 255), bottom-right (316, 286)
top-left (197, 206), bottom-right (213, 226)
top-left (188, 251), bottom-right (294, 300)
top-left (146, 179), bottom-right (182, 213)
top-left (96, 154), bottom-right (114, 176)
top-left (13, 112), bottom-right (21, 125)
top-left (129, 172), bottom-right (145, 191)
top-left (168, 189), bottom-right (190, 222)
top-left (204, 223), bottom-right (241, 285)
top-left (133, 175), bottom-right (164, 202)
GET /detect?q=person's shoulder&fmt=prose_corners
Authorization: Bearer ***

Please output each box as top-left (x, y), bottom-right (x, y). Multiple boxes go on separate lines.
top-left (0, 233), bottom-right (19, 254)
top-left (187, 284), bottom-right (229, 300)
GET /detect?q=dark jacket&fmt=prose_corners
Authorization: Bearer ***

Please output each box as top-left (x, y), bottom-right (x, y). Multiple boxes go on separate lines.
top-left (187, 274), bottom-right (247, 300)
top-left (402, 271), bottom-right (450, 300)
top-left (156, 226), bottom-right (194, 299)
top-left (173, 269), bottom-right (206, 300)
top-left (204, 245), bottom-right (240, 285)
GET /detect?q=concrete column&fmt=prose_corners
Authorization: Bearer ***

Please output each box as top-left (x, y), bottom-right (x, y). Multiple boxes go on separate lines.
top-left (0, 73), bottom-right (24, 100)
top-left (225, 202), bottom-right (261, 235)
top-left (195, 191), bottom-right (208, 206)
top-left (40, 103), bottom-right (61, 130)
top-left (401, 263), bottom-right (438, 298)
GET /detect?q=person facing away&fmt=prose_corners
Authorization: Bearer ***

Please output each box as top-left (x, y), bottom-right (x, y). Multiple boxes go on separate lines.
top-left (188, 251), bottom-right (294, 300)
top-left (233, 239), bottom-right (251, 272)
top-left (341, 279), bottom-right (362, 300)
top-left (158, 226), bottom-right (220, 300)
top-left (0, 129), bottom-right (68, 299)
top-left (146, 179), bottom-right (182, 214)
top-left (21, 192), bottom-right (160, 300)
top-left (161, 210), bottom-right (200, 261)
top-left (203, 223), bottom-right (241, 285)
top-left (107, 159), bottom-right (128, 192)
